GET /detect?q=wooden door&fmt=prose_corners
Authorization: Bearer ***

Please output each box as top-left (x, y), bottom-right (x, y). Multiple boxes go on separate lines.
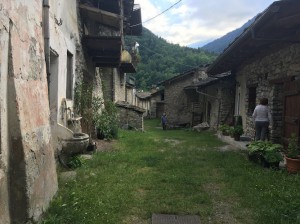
top-left (283, 80), bottom-right (300, 144)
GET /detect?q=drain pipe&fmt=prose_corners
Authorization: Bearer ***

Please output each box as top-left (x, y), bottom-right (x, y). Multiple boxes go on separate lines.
top-left (43, 0), bottom-right (50, 79)
top-left (196, 88), bottom-right (221, 128)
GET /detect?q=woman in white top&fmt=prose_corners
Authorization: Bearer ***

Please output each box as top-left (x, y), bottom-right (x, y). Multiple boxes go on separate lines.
top-left (252, 98), bottom-right (272, 141)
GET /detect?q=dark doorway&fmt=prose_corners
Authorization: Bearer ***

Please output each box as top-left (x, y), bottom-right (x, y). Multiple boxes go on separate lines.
top-left (283, 79), bottom-right (300, 145)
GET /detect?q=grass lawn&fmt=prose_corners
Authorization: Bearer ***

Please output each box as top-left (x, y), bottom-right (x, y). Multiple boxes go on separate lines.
top-left (43, 119), bottom-right (300, 224)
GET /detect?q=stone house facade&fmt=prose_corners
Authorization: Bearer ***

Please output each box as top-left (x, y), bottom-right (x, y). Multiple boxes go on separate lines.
top-left (135, 91), bottom-right (151, 117)
top-left (161, 66), bottom-right (208, 126)
top-left (208, 0), bottom-right (300, 143)
top-left (116, 101), bottom-right (145, 131)
top-left (150, 89), bottom-right (165, 119)
top-left (160, 66), bottom-right (235, 128)
top-left (184, 73), bottom-right (235, 128)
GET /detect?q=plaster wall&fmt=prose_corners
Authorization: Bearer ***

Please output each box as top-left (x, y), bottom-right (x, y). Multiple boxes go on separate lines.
top-left (49, 0), bottom-right (80, 126)
top-left (0, 12), bottom-right (11, 224)
top-left (0, 1), bottom-right (58, 222)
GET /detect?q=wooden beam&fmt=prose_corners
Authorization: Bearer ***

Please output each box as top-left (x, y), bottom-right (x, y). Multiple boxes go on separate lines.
top-left (79, 4), bottom-right (121, 29)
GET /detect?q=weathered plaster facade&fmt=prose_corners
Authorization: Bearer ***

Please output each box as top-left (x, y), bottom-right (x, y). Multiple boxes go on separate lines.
top-left (0, 1), bottom-right (57, 222)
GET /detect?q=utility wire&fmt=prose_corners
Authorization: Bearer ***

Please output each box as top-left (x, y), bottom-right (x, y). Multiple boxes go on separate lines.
top-left (130, 0), bottom-right (183, 27)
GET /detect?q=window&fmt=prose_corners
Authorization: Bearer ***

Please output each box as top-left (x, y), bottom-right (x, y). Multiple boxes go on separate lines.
top-left (66, 51), bottom-right (73, 99)
top-left (248, 87), bottom-right (256, 114)
top-left (160, 92), bottom-right (164, 101)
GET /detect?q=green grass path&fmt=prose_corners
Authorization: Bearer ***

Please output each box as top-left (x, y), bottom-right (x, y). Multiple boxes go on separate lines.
top-left (43, 119), bottom-right (300, 224)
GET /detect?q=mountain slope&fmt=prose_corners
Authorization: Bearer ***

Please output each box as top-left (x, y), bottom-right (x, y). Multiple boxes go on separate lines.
top-left (200, 17), bottom-right (255, 54)
top-left (125, 27), bottom-right (217, 89)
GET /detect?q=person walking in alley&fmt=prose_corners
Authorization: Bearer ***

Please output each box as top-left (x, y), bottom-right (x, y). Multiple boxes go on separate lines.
top-left (252, 98), bottom-right (272, 141)
top-left (161, 112), bottom-right (168, 130)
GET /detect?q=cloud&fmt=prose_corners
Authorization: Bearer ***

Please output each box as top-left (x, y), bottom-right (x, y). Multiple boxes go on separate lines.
top-left (135, 0), bottom-right (276, 46)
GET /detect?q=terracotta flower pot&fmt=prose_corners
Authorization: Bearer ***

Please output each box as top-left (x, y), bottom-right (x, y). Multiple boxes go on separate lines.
top-left (285, 156), bottom-right (300, 174)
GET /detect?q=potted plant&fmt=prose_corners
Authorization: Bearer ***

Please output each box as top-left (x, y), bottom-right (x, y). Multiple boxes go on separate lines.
top-left (285, 133), bottom-right (300, 173)
top-left (232, 125), bottom-right (244, 141)
top-left (247, 141), bottom-right (283, 168)
top-left (219, 124), bottom-right (230, 136)
top-left (228, 126), bottom-right (235, 137)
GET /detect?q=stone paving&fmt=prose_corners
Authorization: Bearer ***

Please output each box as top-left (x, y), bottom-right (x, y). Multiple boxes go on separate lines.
top-left (152, 214), bottom-right (201, 224)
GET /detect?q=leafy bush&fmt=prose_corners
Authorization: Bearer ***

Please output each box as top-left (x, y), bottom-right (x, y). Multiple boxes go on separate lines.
top-left (234, 115), bottom-right (243, 126)
top-left (286, 133), bottom-right (300, 159)
top-left (95, 101), bottom-right (119, 140)
top-left (219, 124), bottom-right (230, 135)
top-left (232, 125), bottom-right (244, 136)
top-left (247, 141), bottom-right (283, 163)
top-left (67, 156), bottom-right (82, 169)
top-left (74, 82), bottom-right (103, 141)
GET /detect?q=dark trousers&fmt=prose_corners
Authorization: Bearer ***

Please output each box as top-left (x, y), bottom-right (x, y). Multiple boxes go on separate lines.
top-left (162, 123), bottom-right (167, 130)
top-left (255, 121), bottom-right (269, 141)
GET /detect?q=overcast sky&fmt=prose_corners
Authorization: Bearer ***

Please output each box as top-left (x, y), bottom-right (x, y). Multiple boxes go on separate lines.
top-left (134, 0), bottom-right (277, 47)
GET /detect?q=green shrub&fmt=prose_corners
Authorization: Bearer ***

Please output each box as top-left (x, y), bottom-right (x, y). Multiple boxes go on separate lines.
top-left (219, 124), bottom-right (230, 135)
top-left (95, 101), bottom-right (119, 140)
top-left (247, 141), bottom-right (283, 163)
top-left (232, 125), bottom-right (244, 136)
top-left (286, 133), bottom-right (299, 159)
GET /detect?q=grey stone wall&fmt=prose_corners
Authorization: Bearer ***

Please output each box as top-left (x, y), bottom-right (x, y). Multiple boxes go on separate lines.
top-left (237, 44), bottom-right (300, 142)
top-left (101, 68), bottom-right (114, 101)
top-left (164, 69), bottom-right (207, 125)
top-left (101, 68), bottom-right (126, 103)
top-left (117, 107), bottom-right (144, 131)
top-left (192, 80), bottom-right (235, 129)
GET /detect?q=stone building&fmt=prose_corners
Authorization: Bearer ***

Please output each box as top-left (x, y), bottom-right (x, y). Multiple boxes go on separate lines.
top-left (116, 101), bottom-right (145, 131)
top-left (184, 72), bottom-right (235, 128)
top-left (160, 66), bottom-right (235, 128)
top-left (150, 88), bottom-right (165, 119)
top-left (135, 91), bottom-right (152, 117)
top-left (160, 66), bottom-right (208, 126)
top-left (0, 0), bottom-right (142, 223)
top-left (81, 0), bottom-right (143, 130)
top-left (208, 0), bottom-right (300, 143)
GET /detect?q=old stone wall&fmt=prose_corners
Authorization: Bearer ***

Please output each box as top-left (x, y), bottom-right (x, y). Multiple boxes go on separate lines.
top-left (164, 70), bottom-right (207, 125)
top-left (101, 68), bottom-right (126, 103)
top-left (189, 80), bottom-right (234, 129)
top-left (113, 69), bottom-right (126, 102)
top-left (101, 68), bottom-right (114, 101)
top-left (150, 92), bottom-right (164, 118)
top-left (126, 86), bottom-right (135, 105)
top-left (118, 107), bottom-right (144, 130)
top-left (136, 98), bottom-right (151, 117)
top-left (0, 1), bottom-right (58, 223)
top-left (236, 44), bottom-right (300, 141)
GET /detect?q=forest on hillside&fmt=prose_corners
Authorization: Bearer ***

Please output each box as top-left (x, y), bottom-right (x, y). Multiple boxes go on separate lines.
top-left (125, 27), bottom-right (217, 90)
